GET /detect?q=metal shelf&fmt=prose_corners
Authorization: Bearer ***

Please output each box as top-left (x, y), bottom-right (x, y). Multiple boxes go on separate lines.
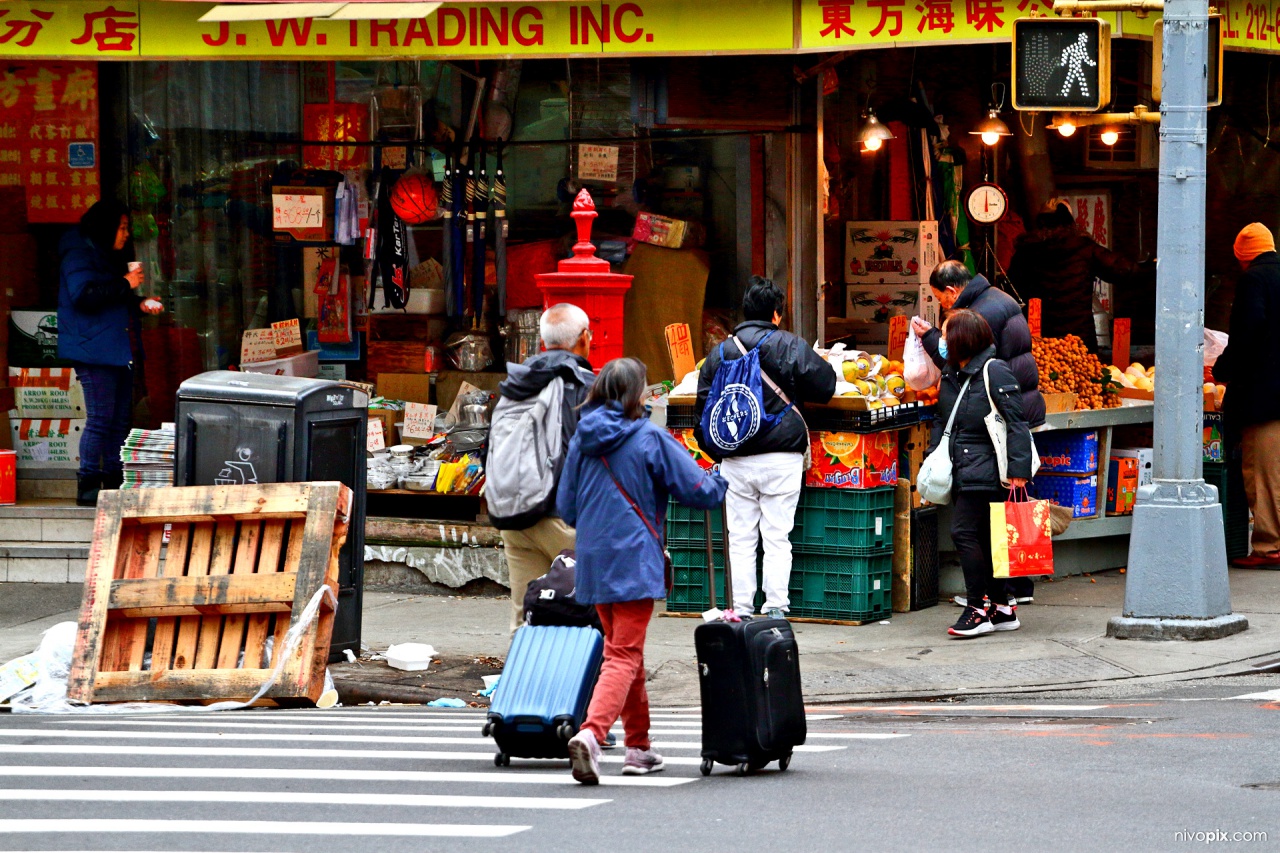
top-left (1038, 402), bottom-right (1153, 432)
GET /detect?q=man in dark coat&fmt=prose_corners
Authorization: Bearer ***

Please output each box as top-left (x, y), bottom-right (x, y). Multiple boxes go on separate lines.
top-left (1008, 199), bottom-right (1138, 352)
top-left (912, 260), bottom-right (1045, 428)
top-left (695, 276), bottom-right (836, 619)
top-left (1215, 223), bottom-right (1280, 568)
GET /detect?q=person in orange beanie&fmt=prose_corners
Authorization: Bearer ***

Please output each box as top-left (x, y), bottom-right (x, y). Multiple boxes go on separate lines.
top-left (1216, 222), bottom-right (1280, 567)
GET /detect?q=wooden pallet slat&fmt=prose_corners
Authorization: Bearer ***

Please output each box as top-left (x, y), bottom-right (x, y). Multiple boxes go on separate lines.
top-left (67, 482), bottom-right (350, 705)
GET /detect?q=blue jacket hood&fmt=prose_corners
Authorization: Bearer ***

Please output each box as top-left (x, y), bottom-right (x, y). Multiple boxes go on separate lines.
top-left (576, 402), bottom-right (647, 457)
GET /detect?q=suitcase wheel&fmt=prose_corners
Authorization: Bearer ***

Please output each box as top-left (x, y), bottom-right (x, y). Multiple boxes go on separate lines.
top-left (494, 753), bottom-right (510, 767)
top-left (700, 758), bottom-right (713, 777)
top-left (482, 722), bottom-right (493, 738)
top-left (779, 753), bottom-right (792, 772)
top-left (736, 762), bottom-right (750, 777)
top-left (557, 722), bottom-right (574, 741)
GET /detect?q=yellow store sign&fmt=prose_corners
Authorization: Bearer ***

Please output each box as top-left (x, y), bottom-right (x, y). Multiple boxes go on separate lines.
top-left (0, 0), bottom-right (1276, 59)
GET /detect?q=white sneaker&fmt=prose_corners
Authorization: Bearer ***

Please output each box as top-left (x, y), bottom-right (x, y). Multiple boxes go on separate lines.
top-left (621, 747), bottom-right (665, 775)
top-left (567, 729), bottom-right (601, 785)
top-left (954, 595), bottom-right (1016, 607)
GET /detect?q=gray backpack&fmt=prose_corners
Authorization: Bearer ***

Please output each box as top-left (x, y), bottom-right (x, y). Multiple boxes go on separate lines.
top-left (487, 375), bottom-right (567, 530)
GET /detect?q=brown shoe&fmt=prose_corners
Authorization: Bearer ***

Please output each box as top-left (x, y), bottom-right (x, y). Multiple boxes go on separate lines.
top-left (1230, 552), bottom-right (1280, 569)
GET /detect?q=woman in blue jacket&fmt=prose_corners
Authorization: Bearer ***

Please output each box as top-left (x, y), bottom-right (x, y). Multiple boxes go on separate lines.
top-left (58, 200), bottom-right (163, 505)
top-left (557, 357), bottom-right (728, 785)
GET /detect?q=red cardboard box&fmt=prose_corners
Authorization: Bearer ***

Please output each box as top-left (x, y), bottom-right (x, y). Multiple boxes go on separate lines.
top-left (805, 431), bottom-right (899, 490)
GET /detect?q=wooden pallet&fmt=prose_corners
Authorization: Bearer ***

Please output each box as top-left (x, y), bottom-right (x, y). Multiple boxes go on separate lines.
top-left (67, 482), bottom-right (352, 705)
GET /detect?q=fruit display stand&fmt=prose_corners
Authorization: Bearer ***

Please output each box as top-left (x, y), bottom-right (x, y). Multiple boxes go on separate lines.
top-left (936, 401), bottom-right (1155, 577)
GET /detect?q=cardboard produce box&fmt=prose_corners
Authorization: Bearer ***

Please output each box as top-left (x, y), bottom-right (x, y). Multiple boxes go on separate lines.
top-left (1112, 447), bottom-right (1153, 486)
top-left (8, 311), bottom-right (68, 367)
top-left (10, 418), bottom-right (83, 470)
top-left (669, 428), bottom-right (715, 471)
top-left (1106, 456), bottom-right (1139, 516)
top-left (805, 430), bottom-right (899, 490)
top-left (844, 220), bottom-right (940, 285)
top-left (376, 373), bottom-right (432, 405)
top-left (9, 367), bottom-right (84, 419)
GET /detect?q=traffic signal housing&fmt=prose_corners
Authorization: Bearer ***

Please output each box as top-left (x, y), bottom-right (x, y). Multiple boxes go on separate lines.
top-left (1013, 17), bottom-right (1112, 111)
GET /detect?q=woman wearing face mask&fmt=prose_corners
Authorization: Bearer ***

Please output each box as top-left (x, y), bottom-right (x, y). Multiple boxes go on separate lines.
top-left (926, 309), bottom-right (1034, 638)
top-left (58, 199), bottom-right (164, 506)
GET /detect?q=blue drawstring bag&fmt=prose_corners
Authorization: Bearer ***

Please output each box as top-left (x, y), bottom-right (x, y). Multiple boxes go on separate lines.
top-left (700, 332), bottom-right (792, 454)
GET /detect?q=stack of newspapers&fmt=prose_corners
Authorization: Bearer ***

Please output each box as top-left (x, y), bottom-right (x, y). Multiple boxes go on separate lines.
top-left (119, 424), bottom-right (175, 489)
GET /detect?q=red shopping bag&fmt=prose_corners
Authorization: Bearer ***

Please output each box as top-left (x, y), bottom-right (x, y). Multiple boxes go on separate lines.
top-left (991, 488), bottom-right (1055, 577)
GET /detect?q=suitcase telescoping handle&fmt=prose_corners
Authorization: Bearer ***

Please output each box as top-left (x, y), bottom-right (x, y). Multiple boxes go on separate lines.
top-left (704, 510), bottom-right (717, 611)
top-left (719, 501), bottom-right (733, 610)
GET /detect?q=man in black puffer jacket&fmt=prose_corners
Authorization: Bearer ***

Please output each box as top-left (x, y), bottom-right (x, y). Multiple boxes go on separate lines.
top-left (912, 260), bottom-right (1045, 427)
top-left (695, 277), bottom-right (836, 619)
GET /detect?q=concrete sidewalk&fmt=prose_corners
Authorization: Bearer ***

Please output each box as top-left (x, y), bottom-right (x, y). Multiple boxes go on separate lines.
top-left (4, 568), bottom-right (1279, 705)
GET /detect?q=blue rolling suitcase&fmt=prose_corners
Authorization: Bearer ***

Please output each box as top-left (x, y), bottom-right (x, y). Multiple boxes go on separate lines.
top-left (483, 624), bottom-right (604, 766)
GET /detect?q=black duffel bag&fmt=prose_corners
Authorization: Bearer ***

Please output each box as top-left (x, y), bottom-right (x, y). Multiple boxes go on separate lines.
top-left (523, 550), bottom-right (602, 631)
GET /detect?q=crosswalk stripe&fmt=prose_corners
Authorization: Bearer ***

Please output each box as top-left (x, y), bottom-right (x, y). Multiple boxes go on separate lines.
top-left (0, 743), bottom-right (781, 766)
top-left (1226, 688), bottom-right (1280, 700)
top-left (0, 819), bottom-right (529, 838)
top-left (0, 764), bottom-right (697, 787)
top-left (0, 788), bottom-right (611, 810)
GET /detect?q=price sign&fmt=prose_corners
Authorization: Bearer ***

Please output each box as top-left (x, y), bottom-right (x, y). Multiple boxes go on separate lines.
top-left (888, 315), bottom-right (909, 361)
top-left (1012, 18), bottom-right (1111, 111)
top-left (1112, 318), bottom-right (1131, 371)
top-left (240, 329), bottom-right (278, 364)
top-left (273, 194), bottom-right (325, 230)
top-left (664, 323), bottom-right (696, 379)
top-left (402, 402), bottom-right (438, 440)
top-left (1028, 299), bottom-right (1042, 338)
top-left (366, 417), bottom-right (386, 453)
top-left (271, 318), bottom-right (305, 356)
top-left (578, 144), bottom-right (620, 182)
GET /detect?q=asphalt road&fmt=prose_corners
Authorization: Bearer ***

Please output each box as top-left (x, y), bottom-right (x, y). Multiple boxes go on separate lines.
top-left (0, 675), bottom-right (1278, 852)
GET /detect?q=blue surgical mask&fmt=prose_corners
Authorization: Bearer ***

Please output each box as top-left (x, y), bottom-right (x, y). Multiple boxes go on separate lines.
top-left (938, 337), bottom-right (949, 360)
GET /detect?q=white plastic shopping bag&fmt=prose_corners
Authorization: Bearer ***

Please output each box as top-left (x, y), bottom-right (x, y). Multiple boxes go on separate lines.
top-left (904, 325), bottom-right (942, 390)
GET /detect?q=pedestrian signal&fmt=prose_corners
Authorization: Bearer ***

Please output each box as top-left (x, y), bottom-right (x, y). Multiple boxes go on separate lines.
top-left (1152, 15), bottom-right (1223, 107)
top-left (1012, 18), bottom-right (1112, 111)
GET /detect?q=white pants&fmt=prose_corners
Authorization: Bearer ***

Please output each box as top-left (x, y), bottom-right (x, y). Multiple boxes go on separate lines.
top-left (721, 452), bottom-right (804, 615)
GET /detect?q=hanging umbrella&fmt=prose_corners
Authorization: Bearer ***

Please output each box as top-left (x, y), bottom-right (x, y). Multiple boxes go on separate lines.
top-left (463, 149), bottom-right (478, 324)
top-left (492, 146), bottom-right (508, 319)
top-left (473, 145), bottom-right (488, 327)
top-left (450, 145), bottom-right (467, 320)
top-left (440, 150), bottom-right (454, 317)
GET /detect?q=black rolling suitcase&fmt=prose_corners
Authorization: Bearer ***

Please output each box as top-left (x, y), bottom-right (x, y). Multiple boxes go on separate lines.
top-left (694, 505), bottom-right (806, 776)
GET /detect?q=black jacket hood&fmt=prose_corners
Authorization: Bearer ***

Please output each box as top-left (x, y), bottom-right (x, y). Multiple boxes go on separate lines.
top-left (499, 348), bottom-right (595, 402)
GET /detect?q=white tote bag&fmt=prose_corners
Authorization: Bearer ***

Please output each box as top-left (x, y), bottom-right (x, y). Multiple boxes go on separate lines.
top-left (916, 375), bottom-right (973, 505)
top-left (982, 360), bottom-right (1040, 487)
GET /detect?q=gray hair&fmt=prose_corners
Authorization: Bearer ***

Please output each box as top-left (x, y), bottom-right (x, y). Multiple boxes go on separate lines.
top-left (539, 303), bottom-right (590, 349)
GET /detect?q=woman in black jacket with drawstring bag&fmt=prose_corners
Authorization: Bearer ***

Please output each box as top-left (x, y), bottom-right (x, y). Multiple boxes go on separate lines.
top-left (925, 310), bottom-right (1034, 638)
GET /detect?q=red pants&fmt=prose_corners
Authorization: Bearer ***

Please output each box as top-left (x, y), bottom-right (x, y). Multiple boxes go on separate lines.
top-left (583, 599), bottom-right (653, 750)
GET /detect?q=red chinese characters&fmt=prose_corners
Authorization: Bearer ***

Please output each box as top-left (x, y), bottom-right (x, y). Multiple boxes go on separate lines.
top-left (915, 0), bottom-right (956, 32)
top-left (965, 0), bottom-right (1006, 33)
top-left (818, 0), bottom-right (857, 38)
top-left (0, 61), bottom-right (99, 224)
top-left (70, 6), bottom-right (137, 52)
top-left (0, 9), bottom-right (53, 48)
top-left (868, 0), bottom-right (906, 36)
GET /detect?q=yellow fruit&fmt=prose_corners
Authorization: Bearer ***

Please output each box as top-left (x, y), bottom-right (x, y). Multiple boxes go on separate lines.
top-left (881, 394), bottom-right (901, 406)
top-left (867, 400), bottom-right (885, 409)
top-left (842, 361), bottom-right (857, 382)
top-left (1203, 382), bottom-right (1216, 394)
top-left (854, 356), bottom-right (872, 380)
top-left (884, 374), bottom-right (906, 396)
top-left (853, 379), bottom-right (874, 396)
top-left (1129, 362), bottom-right (1146, 374)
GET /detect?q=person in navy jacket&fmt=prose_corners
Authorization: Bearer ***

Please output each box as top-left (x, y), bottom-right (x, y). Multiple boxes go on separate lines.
top-left (557, 357), bottom-right (727, 784)
top-left (57, 200), bottom-right (163, 506)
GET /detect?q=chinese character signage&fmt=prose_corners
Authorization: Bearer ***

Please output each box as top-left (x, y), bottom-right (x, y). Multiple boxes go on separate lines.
top-left (0, 61), bottom-right (99, 224)
top-left (303, 103), bottom-right (369, 171)
top-left (578, 144), bottom-right (619, 182)
top-left (1012, 18), bottom-right (1111, 111)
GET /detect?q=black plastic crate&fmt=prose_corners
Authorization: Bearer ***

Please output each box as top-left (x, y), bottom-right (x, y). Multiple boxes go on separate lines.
top-left (666, 403), bottom-right (700, 430)
top-left (802, 401), bottom-right (926, 433)
top-left (909, 506), bottom-right (940, 610)
top-left (1205, 460), bottom-right (1250, 560)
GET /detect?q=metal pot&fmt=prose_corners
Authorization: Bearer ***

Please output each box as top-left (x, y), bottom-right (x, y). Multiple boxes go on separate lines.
top-left (460, 404), bottom-right (490, 428)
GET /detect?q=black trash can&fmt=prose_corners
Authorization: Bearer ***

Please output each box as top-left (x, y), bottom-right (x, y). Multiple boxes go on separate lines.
top-left (174, 371), bottom-right (368, 661)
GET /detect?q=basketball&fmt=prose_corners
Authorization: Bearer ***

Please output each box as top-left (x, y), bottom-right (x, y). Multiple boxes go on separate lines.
top-left (390, 172), bottom-right (439, 224)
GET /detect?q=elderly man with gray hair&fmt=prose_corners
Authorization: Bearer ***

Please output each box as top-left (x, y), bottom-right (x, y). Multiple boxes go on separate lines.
top-left (490, 303), bottom-right (596, 633)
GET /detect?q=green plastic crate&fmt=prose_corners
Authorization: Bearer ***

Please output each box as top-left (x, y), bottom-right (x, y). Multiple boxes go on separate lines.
top-left (1205, 461), bottom-right (1250, 559)
top-left (786, 551), bottom-right (893, 622)
top-left (665, 544), bottom-right (763, 613)
top-left (665, 499), bottom-right (724, 548)
top-left (789, 487), bottom-right (896, 555)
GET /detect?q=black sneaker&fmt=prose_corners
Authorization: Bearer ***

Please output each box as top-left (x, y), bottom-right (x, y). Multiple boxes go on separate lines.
top-left (948, 606), bottom-right (994, 638)
top-left (987, 604), bottom-right (1021, 632)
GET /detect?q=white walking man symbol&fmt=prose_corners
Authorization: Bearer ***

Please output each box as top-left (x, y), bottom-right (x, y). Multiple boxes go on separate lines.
top-left (1059, 32), bottom-right (1096, 99)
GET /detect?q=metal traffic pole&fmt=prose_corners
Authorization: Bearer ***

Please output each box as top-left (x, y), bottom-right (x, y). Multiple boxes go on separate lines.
top-left (1106, 0), bottom-right (1247, 639)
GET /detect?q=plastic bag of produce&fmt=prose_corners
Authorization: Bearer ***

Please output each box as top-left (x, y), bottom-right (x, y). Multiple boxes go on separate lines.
top-left (904, 326), bottom-right (941, 390)
top-left (1203, 328), bottom-right (1228, 366)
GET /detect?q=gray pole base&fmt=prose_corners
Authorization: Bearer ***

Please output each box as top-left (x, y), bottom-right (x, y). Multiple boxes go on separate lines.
top-left (1107, 613), bottom-right (1249, 641)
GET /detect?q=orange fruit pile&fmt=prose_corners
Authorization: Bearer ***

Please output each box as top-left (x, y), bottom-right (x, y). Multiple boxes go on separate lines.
top-left (1032, 335), bottom-right (1122, 410)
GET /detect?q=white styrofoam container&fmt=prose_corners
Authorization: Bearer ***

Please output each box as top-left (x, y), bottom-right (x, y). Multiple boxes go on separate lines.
top-left (10, 417), bottom-right (84, 469)
top-left (239, 350), bottom-right (320, 378)
top-left (386, 643), bottom-right (437, 672)
top-left (1112, 447), bottom-right (1154, 487)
